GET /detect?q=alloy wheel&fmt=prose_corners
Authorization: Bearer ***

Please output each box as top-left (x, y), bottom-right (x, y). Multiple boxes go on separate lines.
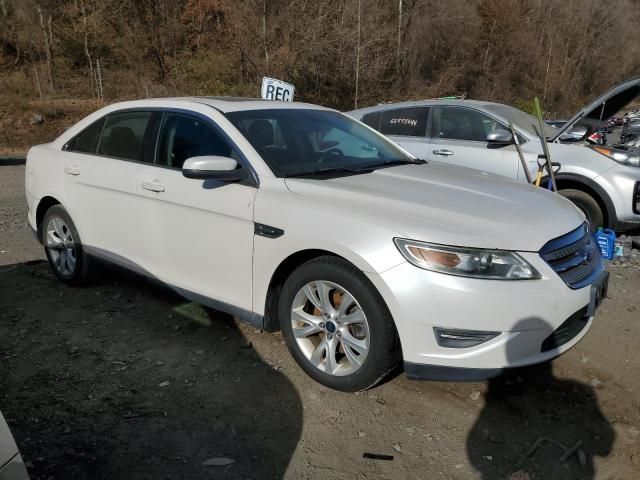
top-left (45, 216), bottom-right (77, 276)
top-left (290, 280), bottom-right (370, 376)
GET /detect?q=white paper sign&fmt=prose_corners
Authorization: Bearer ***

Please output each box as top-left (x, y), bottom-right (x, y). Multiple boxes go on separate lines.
top-left (261, 77), bottom-right (295, 102)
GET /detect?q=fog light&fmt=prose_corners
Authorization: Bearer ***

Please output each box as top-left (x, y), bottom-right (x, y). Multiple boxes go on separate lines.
top-left (434, 327), bottom-right (500, 348)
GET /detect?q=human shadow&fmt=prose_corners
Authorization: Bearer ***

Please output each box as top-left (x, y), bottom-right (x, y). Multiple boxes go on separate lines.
top-left (0, 261), bottom-right (302, 480)
top-left (467, 318), bottom-right (614, 479)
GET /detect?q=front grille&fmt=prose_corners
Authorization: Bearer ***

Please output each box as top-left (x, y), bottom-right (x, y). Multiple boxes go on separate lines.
top-left (539, 223), bottom-right (603, 289)
top-left (541, 307), bottom-right (588, 352)
top-left (634, 181), bottom-right (640, 214)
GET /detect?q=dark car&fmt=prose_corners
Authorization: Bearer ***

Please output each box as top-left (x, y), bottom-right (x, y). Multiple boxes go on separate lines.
top-left (611, 116), bottom-right (624, 126)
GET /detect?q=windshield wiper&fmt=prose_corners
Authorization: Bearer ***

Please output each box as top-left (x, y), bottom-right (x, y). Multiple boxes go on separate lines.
top-left (284, 166), bottom-right (375, 178)
top-left (365, 158), bottom-right (427, 169)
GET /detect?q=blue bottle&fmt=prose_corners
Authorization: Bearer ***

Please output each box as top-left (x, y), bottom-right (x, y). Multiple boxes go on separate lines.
top-left (594, 227), bottom-right (616, 260)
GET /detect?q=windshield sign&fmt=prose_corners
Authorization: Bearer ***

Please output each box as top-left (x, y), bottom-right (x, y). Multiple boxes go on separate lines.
top-left (261, 77), bottom-right (295, 102)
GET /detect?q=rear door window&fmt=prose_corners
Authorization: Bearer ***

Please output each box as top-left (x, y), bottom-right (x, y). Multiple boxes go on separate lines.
top-left (434, 107), bottom-right (508, 142)
top-left (379, 107), bottom-right (429, 137)
top-left (97, 111), bottom-right (152, 161)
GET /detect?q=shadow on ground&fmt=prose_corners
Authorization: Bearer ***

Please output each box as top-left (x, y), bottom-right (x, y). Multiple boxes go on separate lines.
top-left (0, 261), bottom-right (302, 480)
top-left (467, 318), bottom-right (615, 479)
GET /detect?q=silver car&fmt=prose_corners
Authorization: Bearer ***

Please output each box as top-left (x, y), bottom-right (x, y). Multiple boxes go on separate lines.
top-left (348, 77), bottom-right (640, 231)
top-left (0, 412), bottom-right (29, 480)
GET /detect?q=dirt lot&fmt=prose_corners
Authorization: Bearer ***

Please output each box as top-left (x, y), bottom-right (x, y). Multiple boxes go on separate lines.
top-left (1, 164), bottom-right (639, 480)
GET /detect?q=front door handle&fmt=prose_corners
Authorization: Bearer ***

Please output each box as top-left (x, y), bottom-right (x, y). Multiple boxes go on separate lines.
top-left (64, 166), bottom-right (80, 176)
top-left (141, 181), bottom-right (166, 193)
top-left (432, 149), bottom-right (454, 156)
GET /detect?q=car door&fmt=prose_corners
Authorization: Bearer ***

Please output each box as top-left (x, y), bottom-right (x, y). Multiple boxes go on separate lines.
top-left (135, 110), bottom-right (256, 312)
top-left (428, 106), bottom-right (520, 179)
top-left (361, 107), bottom-right (430, 159)
top-left (61, 110), bottom-right (157, 267)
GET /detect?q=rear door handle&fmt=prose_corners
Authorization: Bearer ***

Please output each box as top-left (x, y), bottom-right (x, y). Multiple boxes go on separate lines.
top-left (64, 166), bottom-right (80, 176)
top-left (432, 149), bottom-right (454, 156)
top-left (141, 181), bottom-right (166, 193)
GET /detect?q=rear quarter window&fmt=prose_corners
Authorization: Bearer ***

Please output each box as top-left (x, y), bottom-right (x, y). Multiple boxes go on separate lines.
top-left (379, 107), bottom-right (429, 137)
top-left (361, 111), bottom-right (382, 130)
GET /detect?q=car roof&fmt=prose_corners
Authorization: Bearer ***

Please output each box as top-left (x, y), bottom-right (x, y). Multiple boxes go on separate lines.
top-left (347, 98), bottom-right (504, 116)
top-left (107, 96), bottom-right (332, 113)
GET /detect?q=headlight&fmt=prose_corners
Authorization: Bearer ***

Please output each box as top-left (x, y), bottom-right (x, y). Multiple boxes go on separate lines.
top-left (394, 238), bottom-right (541, 280)
top-left (592, 146), bottom-right (640, 167)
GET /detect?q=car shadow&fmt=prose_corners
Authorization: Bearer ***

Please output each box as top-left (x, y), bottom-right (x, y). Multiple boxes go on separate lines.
top-left (466, 318), bottom-right (615, 479)
top-left (0, 261), bottom-right (302, 480)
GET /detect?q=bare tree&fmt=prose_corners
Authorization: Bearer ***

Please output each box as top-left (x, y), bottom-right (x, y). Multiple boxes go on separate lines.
top-left (36, 4), bottom-right (55, 92)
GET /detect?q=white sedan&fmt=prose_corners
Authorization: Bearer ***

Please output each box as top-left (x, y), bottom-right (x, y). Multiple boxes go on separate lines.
top-left (25, 97), bottom-right (607, 391)
top-left (0, 411), bottom-right (29, 479)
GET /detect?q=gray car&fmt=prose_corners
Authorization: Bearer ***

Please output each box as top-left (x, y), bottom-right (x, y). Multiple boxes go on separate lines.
top-left (0, 412), bottom-right (29, 480)
top-left (348, 77), bottom-right (640, 231)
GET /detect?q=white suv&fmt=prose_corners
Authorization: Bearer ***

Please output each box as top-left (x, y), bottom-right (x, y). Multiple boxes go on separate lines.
top-left (25, 98), bottom-right (607, 391)
top-left (348, 76), bottom-right (640, 232)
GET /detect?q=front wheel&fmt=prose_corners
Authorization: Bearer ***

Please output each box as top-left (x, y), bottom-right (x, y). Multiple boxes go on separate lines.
top-left (279, 256), bottom-right (401, 391)
top-left (558, 189), bottom-right (604, 230)
top-left (42, 205), bottom-right (94, 285)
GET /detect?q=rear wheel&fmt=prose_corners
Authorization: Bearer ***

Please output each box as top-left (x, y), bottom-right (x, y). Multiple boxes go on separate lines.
top-left (558, 189), bottom-right (604, 230)
top-left (42, 205), bottom-right (94, 285)
top-left (279, 256), bottom-right (401, 392)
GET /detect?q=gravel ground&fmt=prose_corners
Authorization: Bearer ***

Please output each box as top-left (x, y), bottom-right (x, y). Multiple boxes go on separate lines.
top-left (1, 164), bottom-right (639, 480)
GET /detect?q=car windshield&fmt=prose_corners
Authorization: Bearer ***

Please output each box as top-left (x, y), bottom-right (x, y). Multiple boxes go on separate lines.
top-left (485, 104), bottom-right (556, 139)
top-left (225, 109), bottom-right (417, 177)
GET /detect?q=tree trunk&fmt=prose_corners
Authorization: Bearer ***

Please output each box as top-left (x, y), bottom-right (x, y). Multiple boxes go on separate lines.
top-left (262, 0), bottom-right (269, 74)
top-left (34, 65), bottom-right (43, 100)
top-left (396, 0), bottom-right (403, 73)
top-left (80, 0), bottom-right (96, 98)
top-left (37, 5), bottom-right (55, 92)
top-left (354, 0), bottom-right (361, 109)
top-left (543, 36), bottom-right (553, 102)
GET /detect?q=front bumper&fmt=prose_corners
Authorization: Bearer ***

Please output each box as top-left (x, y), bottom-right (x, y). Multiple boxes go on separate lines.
top-left (366, 251), bottom-right (600, 380)
top-left (596, 166), bottom-right (640, 228)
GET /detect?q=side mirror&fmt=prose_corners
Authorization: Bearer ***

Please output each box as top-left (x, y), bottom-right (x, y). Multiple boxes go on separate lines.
top-left (559, 125), bottom-right (589, 142)
top-left (182, 156), bottom-right (248, 182)
top-left (486, 130), bottom-right (513, 144)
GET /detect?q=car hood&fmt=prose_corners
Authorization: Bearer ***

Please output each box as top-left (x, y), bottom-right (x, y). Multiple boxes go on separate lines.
top-left (284, 163), bottom-right (584, 252)
top-left (553, 75), bottom-right (640, 141)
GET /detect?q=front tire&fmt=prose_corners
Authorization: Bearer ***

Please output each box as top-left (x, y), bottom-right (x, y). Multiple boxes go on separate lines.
top-left (279, 256), bottom-right (400, 392)
top-left (558, 189), bottom-right (604, 230)
top-left (42, 205), bottom-right (94, 286)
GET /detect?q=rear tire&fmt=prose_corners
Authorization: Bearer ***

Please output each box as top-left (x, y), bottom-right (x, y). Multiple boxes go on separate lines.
top-left (42, 205), bottom-right (94, 286)
top-left (279, 256), bottom-right (401, 392)
top-left (558, 189), bottom-right (604, 230)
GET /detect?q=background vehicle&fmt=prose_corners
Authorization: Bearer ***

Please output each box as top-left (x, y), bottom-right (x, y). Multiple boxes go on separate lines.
top-left (0, 411), bottom-right (29, 479)
top-left (25, 98), bottom-right (604, 391)
top-left (621, 118), bottom-right (640, 143)
top-left (546, 120), bottom-right (567, 129)
top-left (348, 76), bottom-right (640, 231)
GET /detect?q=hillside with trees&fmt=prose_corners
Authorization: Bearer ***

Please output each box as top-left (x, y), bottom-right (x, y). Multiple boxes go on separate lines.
top-left (1, 0), bottom-right (639, 153)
